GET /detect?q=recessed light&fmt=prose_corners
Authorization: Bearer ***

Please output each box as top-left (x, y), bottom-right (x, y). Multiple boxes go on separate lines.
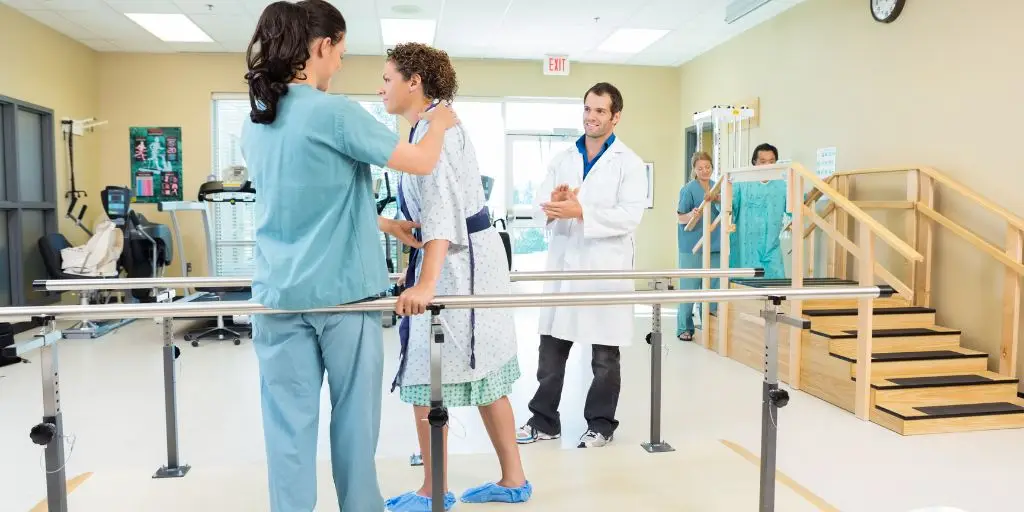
top-left (380, 18), bottom-right (436, 46)
top-left (596, 28), bottom-right (669, 54)
top-left (124, 13), bottom-right (213, 43)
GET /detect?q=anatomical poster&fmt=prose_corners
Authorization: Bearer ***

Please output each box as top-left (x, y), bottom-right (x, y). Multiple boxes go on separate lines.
top-left (129, 126), bottom-right (182, 203)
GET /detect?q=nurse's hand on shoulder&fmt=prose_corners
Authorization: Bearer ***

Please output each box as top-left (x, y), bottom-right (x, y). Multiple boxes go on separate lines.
top-left (419, 102), bottom-right (459, 130)
top-left (396, 283), bottom-right (435, 316)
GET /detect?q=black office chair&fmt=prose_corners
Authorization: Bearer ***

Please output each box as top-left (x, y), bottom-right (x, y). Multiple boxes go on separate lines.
top-left (102, 186), bottom-right (174, 302)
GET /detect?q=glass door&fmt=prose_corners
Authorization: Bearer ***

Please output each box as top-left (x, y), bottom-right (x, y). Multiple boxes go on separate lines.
top-left (504, 134), bottom-right (577, 271)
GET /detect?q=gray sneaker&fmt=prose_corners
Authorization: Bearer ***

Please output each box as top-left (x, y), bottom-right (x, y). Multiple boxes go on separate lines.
top-left (577, 430), bottom-right (612, 448)
top-left (516, 424), bottom-right (560, 444)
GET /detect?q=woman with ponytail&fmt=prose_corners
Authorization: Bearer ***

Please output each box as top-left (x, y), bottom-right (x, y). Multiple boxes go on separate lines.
top-left (239, 2), bottom-right (457, 511)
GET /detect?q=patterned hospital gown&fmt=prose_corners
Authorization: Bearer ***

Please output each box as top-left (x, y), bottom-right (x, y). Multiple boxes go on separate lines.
top-left (729, 180), bottom-right (789, 279)
top-left (396, 120), bottom-right (519, 391)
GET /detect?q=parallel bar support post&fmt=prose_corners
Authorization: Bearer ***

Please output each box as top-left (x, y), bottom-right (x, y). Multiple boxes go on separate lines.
top-left (757, 298), bottom-right (802, 512)
top-left (153, 311), bottom-right (189, 478)
top-left (34, 317), bottom-right (69, 512)
top-left (427, 307), bottom-right (448, 512)
top-left (642, 278), bottom-right (674, 453)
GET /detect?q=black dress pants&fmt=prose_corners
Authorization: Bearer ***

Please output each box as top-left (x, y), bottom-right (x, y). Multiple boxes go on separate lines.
top-left (526, 334), bottom-right (621, 438)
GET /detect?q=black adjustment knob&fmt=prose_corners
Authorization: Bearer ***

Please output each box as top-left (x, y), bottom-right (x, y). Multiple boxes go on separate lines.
top-left (645, 333), bottom-right (653, 344)
top-left (769, 388), bottom-right (790, 408)
top-left (30, 423), bottom-right (56, 446)
top-left (173, 345), bottom-right (181, 359)
top-left (426, 406), bottom-right (448, 427)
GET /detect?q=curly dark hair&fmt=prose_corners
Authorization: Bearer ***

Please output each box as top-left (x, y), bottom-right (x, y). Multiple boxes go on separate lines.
top-left (386, 43), bottom-right (459, 102)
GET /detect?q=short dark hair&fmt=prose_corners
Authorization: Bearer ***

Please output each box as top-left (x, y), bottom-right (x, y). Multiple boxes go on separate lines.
top-left (386, 43), bottom-right (459, 102)
top-left (584, 82), bottom-right (623, 115)
top-left (751, 143), bottom-right (779, 165)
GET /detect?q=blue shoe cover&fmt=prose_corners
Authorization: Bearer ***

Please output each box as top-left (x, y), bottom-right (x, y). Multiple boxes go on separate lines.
top-left (385, 491), bottom-right (456, 511)
top-left (459, 481), bottom-right (533, 503)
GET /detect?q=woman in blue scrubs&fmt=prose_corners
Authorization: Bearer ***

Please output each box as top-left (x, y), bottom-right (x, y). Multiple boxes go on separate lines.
top-left (676, 151), bottom-right (720, 341)
top-left (240, 2), bottom-right (457, 511)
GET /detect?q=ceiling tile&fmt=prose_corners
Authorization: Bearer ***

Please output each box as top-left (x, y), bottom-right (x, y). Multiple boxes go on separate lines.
top-left (108, 38), bottom-right (174, 52)
top-left (174, 0), bottom-right (247, 15)
top-left (168, 41), bottom-right (227, 52)
top-left (80, 39), bottom-right (122, 51)
top-left (3, 0), bottom-right (108, 10)
top-left (18, 10), bottom-right (101, 39)
top-left (104, 0), bottom-right (181, 14)
top-left (375, 0), bottom-right (445, 19)
top-left (624, 0), bottom-right (711, 31)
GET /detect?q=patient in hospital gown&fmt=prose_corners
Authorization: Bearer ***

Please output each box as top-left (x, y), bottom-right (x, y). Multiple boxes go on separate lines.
top-left (729, 179), bottom-right (789, 279)
top-left (384, 42), bottom-right (531, 511)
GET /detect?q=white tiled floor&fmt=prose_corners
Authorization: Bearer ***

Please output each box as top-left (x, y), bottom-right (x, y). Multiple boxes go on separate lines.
top-left (1, 303), bottom-right (1021, 512)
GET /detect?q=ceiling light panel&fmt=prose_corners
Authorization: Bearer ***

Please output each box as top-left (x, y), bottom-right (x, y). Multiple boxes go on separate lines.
top-left (596, 28), bottom-right (669, 54)
top-left (125, 13), bottom-right (214, 42)
top-left (379, 18), bottom-right (436, 46)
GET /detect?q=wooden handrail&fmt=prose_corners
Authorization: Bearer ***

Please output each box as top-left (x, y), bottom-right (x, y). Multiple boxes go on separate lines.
top-left (917, 166), bottom-right (1024, 232)
top-left (790, 163), bottom-right (923, 262)
top-left (918, 204), bottom-right (1024, 276)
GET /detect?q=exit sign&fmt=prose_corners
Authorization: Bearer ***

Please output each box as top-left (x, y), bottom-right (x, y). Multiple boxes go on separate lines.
top-left (544, 55), bottom-right (570, 76)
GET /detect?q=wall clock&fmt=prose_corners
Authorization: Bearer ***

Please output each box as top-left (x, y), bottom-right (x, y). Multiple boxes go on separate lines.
top-left (870, 0), bottom-right (905, 23)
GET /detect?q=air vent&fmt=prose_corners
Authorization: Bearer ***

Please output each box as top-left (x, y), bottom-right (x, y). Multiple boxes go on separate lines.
top-left (725, 0), bottom-right (774, 23)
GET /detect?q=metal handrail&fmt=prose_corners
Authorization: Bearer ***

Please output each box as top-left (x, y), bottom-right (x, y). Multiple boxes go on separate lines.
top-left (31, 268), bottom-right (766, 292)
top-left (2, 285), bottom-right (887, 323)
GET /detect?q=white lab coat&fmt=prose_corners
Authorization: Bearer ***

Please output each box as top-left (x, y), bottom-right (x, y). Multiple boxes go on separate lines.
top-left (534, 137), bottom-right (647, 347)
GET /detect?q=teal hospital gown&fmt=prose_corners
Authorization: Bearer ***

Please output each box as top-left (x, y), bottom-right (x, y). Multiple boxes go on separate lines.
top-left (729, 180), bottom-right (788, 279)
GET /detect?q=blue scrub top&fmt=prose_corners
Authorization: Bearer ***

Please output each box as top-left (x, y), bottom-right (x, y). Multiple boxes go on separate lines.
top-left (576, 133), bottom-right (615, 180)
top-left (677, 178), bottom-right (720, 253)
top-left (241, 84), bottom-right (399, 311)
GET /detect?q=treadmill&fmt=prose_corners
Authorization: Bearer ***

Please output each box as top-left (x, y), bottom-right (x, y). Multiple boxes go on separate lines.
top-left (158, 179), bottom-right (255, 346)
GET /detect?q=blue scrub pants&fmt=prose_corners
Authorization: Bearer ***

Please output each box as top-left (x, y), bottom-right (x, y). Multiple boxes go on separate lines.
top-left (677, 251), bottom-right (720, 337)
top-left (252, 311), bottom-right (385, 512)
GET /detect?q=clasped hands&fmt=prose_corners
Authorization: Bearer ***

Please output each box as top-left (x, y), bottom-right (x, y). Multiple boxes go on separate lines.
top-left (541, 184), bottom-right (583, 220)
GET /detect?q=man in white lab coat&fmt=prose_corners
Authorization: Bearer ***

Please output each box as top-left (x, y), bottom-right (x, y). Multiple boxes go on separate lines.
top-left (516, 82), bottom-right (647, 449)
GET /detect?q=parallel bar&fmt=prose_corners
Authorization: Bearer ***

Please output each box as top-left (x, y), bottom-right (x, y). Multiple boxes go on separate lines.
top-left (32, 268), bottom-right (765, 292)
top-left (0, 287), bottom-right (889, 324)
top-left (36, 320), bottom-right (69, 512)
top-left (759, 300), bottom-right (780, 512)
top-left (153, 316), bottom-right (190, 479)
top-left (428, 310), bottom-right (446, 512)
top-left (642, 278), bottom-right (674, 454)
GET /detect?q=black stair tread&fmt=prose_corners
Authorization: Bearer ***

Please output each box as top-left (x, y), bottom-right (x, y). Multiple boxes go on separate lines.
top-left (732, 278), bottom-right (859, 288)
top-left (812, 326), bottom-right (961, 339)
top-left (876, 401), bottom-right (1024, 421)
top-left (830, 349), bottom-right (987, 364)
top-left (870, 373), bottom-right (1019, 389)
top-left (803, 306), bottom-right (936, 317)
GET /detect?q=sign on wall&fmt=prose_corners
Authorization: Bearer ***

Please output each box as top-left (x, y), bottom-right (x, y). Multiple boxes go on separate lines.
top-left (130, 126), bottom-right (182, 203)
top-left (815, 146), bottom-right (837, 179)
top-left (544, 55), bottom-right (570, 76)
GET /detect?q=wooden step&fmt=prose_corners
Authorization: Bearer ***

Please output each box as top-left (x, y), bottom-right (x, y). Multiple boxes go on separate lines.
top-left (869, 371), bottom-right (1020, 406)
top-left (813, 326), bottom-right (962, 353)
top-left (803, 306), bottom-right (937, 330)
top-left (829, 346), bottom-right (988, 378)
top-left (871, 399), bottom-right (1024, 435)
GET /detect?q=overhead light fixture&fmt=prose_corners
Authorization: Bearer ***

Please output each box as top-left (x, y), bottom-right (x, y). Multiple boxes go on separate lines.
top-left (380, 18), bottom-right (436, 46)
top-left (124, 13), bottom-right (213, 43)
top-left (725, 0), bottom-right (773, 24)
top-left (596, 28), bottom-right (669, 54)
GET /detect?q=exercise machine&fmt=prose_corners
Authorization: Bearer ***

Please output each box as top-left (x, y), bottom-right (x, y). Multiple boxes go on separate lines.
top-left (37, 186), bottom-right (172, 338)
top-left (158, 177), bottom-right (255, 346)
top-left (376, 173), bottom-right (402, 328)
top-left (692, 104), bottom-right (756, 182)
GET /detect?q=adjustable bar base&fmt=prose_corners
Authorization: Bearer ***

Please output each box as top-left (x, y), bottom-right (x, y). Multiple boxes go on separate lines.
top-left (641, 441), bottom-right (675, 453)
top-left (153, 464), bottom-right (191, 479)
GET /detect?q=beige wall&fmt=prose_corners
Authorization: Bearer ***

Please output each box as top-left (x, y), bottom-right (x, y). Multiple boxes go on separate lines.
top-left (0, 5), bottom-right (100, 246)
top-left (678, 0), bottom-right (1024, 379)
top-left (94, 53), bottom-right (682, 277)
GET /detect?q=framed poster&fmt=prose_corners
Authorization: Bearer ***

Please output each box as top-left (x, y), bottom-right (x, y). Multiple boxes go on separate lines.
top-left (644, 162), bottom-right (655, 209)
top-left (130, 126), bottom-right (182, 203)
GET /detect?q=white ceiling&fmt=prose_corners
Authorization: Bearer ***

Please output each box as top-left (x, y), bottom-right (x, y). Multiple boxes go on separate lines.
top-left (1, 0), bottom-right (807, 66)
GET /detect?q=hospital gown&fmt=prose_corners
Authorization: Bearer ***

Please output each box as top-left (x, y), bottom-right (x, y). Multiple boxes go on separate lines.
top-left (394, 119), bottom-right (519, 407)
top-left (729, 180), bottom-right (788, 279)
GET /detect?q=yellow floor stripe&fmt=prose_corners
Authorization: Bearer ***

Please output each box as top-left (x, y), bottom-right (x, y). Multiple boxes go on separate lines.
top-left (719, 440), bottom-right (841, 512)
top-left (29, 472), bottom-right (93, 512)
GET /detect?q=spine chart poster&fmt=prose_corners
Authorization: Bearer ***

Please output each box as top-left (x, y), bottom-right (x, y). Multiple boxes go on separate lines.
top-left (129, 127), bottom-right (182, 203)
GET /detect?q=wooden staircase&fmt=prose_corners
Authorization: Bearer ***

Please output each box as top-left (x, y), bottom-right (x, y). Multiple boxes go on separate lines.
top-left (707, 277), bottom-right (1024, 435)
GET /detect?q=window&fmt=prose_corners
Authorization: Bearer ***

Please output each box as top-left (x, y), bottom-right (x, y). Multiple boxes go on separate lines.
top-left (209, 94), bottom-right (400, 276)
top-left (0, 95), bottom-right (58, 306)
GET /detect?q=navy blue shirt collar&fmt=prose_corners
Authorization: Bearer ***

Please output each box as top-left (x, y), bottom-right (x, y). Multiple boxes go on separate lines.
top-left (576, 133), bottom-right (616, 180)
